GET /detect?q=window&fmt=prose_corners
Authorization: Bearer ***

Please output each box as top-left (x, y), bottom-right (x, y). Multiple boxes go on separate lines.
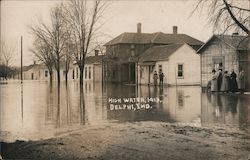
top-left (85, 67), bottom-right (88, 79)
top-left (131, 50), bottom-right (135, 57)
top-left (72, 69), bottom-right (75, 79)
top-left (177, 64), bottom-right (183, 78)
top-left (45, 70), bottom-right (48, 77)
top-left (89, 67), bottom-right (91, 79)
top-left (130, 44), bottom-right (135, 49)
top-left (76, 68), bottom-right (79, 79)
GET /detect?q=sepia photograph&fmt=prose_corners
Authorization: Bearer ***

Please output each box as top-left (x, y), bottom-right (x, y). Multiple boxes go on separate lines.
top-left (0, 0), bottom-right (249, 159)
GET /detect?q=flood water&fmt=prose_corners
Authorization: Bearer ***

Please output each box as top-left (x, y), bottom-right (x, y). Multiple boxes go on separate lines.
top-left (0, 81), bottom-right (249, 142)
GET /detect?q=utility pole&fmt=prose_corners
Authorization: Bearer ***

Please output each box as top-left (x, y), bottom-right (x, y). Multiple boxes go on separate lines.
top-left (21, 36), bottom-right (23, 83)
top-left (0, 0), bottom-right (1, 64)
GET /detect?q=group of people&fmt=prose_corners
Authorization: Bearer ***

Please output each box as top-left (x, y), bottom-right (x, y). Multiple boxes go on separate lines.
top-left (210, 69), bottom-right (245, 94)
top-left (153, 70), bottom-right (165, 87)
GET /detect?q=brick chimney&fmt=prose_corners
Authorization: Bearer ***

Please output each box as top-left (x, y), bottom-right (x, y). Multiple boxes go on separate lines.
top-left (137, 23), bottom-right (141, 33)
top-left (173, 26), bottom-right (178, 34)
top-left (94, 50), bottom-right (99, 56)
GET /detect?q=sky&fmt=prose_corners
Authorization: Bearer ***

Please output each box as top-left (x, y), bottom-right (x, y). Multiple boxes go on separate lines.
top-left (0, 0), bottom-right (214, 66)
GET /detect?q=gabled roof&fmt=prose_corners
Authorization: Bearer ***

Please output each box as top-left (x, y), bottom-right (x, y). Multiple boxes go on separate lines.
top-left (23, 65), bottom-right (36, 72)
top-left (105, 32), bottom-right (204, 46)
top-left (138, 43), bottom-right (184, 62)
top-left (85, 55), bottom-right (104, 64)
top-left (197, 34), bottom-right (249, 53)
top-left (23, 63), bottom-right (46, 72)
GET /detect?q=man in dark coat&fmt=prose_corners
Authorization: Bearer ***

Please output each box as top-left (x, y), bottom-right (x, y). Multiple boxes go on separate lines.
top-left (217, 69), bottom-right (223, 92)
top-left (159, 72), bottom-right (165, 86)
top-left (229, 69), bottom-right (238, 93)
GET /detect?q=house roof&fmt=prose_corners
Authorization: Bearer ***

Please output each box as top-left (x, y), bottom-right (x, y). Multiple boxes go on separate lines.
top-left (22, 65), bottom-right (36, 72)
top-left (105, 32), bottom-right (204, 46)
top-left (138, 43), bottom-right (184, 62)
top-left (22, 63), bottom-right (46, 72)
top-left (85, 55), bottom-right (104, 64)
top-left (197, 34), bottom-right (249, 53)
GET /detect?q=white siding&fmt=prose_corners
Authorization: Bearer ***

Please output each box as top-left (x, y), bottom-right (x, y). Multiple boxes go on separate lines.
top-left (167, 44), bottom-right (200, 85)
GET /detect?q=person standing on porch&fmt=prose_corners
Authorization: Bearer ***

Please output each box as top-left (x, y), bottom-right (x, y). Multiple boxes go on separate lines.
top-left (238, 70), bottom-right (245, 94)
top-left (220, 71), bottom-right (230, 93)
top-left (159, 71), bottom-right (165, 86)
top-left (211, 69), bottom-right (217, 92)
top-left (217, 69), bottom-right (223, 92)
top-left (229, 69), bottom-right (238, 93)
top-left (153, 71), bottom-right (158, 87)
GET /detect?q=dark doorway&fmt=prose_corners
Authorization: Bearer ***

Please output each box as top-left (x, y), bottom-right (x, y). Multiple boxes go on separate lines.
top-left (128, 63), bottom-right (135, 84)
top-left (31, 73), bottom-right (34, 80)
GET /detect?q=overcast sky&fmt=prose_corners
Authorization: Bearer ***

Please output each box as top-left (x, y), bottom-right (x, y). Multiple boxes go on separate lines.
top-left (1, 0), bottom-right (213, 66)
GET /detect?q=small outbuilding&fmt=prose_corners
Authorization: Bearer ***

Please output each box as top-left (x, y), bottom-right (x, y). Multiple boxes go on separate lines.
top-left (197, 34), bottom-right (249, 89)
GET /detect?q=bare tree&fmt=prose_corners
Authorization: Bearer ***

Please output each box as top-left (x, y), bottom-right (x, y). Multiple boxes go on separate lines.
top-left (0, 41), bottom-right (16, 80)
top-left (62, 21), bottom-right (74, 84)
top-left (30, 37), bottom-right (54, 83)
top-left (30, 4), bottom-right (68, 84)
top-left (49, 4), bottom-right (68, 84)
top-left (63, 0), bottom-right (107, 85)
top-left (1, 41), bottom-right (15, 68)
top-left (193, 0), bottom-right (249, 35)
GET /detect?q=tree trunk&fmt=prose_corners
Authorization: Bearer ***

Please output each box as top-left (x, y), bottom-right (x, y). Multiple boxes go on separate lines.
top-left (65, 71), bottom-right (68, 84)
top-left (49, 70), bottom-right (53, 84)
top-left (79, 83), bottom-right (85, 125)
top-left (80, 67), bottom-right (84, 86)
top-left (57, 65), bottom-right (60, 84)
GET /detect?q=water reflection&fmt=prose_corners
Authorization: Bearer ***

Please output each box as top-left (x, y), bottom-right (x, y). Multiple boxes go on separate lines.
top-left (106, 85), bottom-right (201, 123)
top-left (201, 93), bottom-right (249, 130)
top-left (0, 81), bottom-right (249, 142)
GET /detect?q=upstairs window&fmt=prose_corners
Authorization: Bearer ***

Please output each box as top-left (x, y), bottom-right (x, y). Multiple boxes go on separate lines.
top-left (131, 44), bottom-right (135, 49)
top-left (177, 64), bottom-right (183, 78)
top-left (131, 50), bottom-right (135, 57)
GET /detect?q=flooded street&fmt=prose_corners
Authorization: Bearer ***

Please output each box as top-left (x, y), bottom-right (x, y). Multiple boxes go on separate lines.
top-left (0, 81), bottom-right (249, 142)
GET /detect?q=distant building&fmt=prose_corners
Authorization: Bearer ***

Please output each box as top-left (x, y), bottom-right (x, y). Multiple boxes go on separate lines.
top-left (72, 52), bottom-right (103, 82)
top-left (21, 52), bottom-right (104, 82)
top-left (197, 34), bottom-right (249, 89)
top-left (22, 61), bottom-right (75, 81)
top-left (104, 23), bottom-right (204, 84)
top-left (138, 43), bottom-right (200, 86)
top-left (23, 63), bottom-right (50, 81)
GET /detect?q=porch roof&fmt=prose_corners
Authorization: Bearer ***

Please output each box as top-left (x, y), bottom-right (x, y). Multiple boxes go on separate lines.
top-left (138, 62), bottom-right (156, 66)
